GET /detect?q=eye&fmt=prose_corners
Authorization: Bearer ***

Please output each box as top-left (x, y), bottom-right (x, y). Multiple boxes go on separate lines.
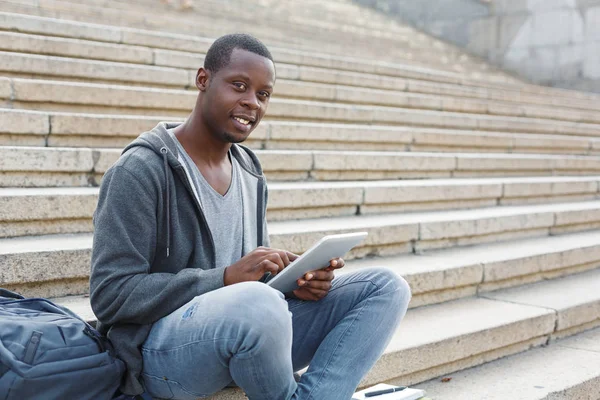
top-left (259, 91), bottom-right (271, 99)
top-left (233, 82), bottom-right (246, 90)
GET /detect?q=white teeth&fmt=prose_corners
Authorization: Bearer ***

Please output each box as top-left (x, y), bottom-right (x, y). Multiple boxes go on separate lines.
top-left (234, 117), bottom-right (250, 125)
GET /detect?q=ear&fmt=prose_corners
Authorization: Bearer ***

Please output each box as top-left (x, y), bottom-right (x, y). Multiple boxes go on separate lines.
top-left (196, 68), bottom-right (210, 91)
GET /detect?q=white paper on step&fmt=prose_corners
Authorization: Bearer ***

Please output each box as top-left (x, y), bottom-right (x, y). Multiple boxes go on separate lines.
top-left (352, 383), bottom-right (426, 400)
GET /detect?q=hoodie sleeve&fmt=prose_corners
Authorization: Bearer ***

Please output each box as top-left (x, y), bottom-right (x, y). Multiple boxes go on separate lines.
top-left (90, 163), bottom-right (225, 326)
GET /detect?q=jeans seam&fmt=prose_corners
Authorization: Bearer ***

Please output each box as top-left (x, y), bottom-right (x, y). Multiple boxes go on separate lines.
top-left (305, 286), bottom-right (373, 400)
top-left (247, 352), bottom-right (271, 399)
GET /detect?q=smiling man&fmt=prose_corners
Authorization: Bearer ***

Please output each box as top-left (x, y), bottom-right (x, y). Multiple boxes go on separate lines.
top-left (90, 34), bottom-right (411, 400)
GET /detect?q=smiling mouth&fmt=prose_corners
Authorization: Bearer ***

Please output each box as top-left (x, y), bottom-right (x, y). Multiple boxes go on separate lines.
top-left (233, 116), bottom-right (252, 126)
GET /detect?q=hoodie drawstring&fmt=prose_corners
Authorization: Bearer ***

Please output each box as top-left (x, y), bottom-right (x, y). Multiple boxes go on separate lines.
top-left (160, 147), bottom-right (171, 258)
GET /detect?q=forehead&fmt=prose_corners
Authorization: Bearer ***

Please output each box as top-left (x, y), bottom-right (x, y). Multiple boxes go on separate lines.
top-left (216, 48), bottom-right (275, 85)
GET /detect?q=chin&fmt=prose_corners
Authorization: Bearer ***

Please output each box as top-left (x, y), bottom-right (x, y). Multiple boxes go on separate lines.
top-left (222, 131), bottom-right (249, 144)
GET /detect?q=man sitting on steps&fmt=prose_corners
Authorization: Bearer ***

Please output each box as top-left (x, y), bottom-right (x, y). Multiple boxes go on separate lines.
top-left (90, 33), bottom-right (411, 400)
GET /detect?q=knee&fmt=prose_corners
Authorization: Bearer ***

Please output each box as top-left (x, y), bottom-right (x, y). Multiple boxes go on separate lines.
top-left (227, 282), bottom-right (292, 337)
top-left (365, 267), bottom-right (412, 309)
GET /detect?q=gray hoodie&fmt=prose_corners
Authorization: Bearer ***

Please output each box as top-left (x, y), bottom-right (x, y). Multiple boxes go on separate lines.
top-left (89, 122), bottom-right (269, 394)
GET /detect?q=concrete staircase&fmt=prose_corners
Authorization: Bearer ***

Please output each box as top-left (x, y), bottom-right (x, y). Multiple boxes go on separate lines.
top-left (1, 1), bottom-right (600, 399)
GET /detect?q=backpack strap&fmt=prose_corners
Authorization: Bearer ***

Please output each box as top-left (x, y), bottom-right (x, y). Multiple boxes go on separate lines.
top-left (0, 363), bottom-right (9, 378)
top-left (0, 288), bottom-right (24, 300)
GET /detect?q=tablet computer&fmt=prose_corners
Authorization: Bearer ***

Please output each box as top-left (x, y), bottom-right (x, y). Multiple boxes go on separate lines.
top-left (266, 232), bottom-right (368, 293)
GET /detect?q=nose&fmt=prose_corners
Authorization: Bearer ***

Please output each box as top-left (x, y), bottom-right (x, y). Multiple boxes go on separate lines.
top-left (241, 92), bottom-right (260, 110)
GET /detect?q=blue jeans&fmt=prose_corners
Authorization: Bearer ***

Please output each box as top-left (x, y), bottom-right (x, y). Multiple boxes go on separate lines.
top-left (140, 267), bottom-right (411, 400)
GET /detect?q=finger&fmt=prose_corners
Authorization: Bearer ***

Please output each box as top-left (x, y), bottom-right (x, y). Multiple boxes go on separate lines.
top-left (263, 254), bottom-right (285, 273)
top-left (296, 277), bottom-right (307, 287)
top-left (276, 250), bottom-right (291, 266)
top-left (260, 260), bottom-right (281, 275)
top-left (287, 251), bottom-right (299, 262)
top-left (308, 270), bottom-right (334, 281)
top-left (329, 258), bottom-right (345, 269)
top-left (300, 279), bottom-right (332, 291)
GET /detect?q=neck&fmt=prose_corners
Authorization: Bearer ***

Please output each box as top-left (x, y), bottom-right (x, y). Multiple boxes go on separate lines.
top-left (174, 108), bottom-right (232, 167)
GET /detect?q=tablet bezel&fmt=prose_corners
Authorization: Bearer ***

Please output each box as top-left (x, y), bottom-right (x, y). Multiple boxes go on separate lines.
top-left (266, 231), bottom-right (368, 293)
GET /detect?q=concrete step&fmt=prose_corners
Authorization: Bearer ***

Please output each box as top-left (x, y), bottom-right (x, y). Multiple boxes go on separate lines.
top-left (0, 0), bottom-right (496, 74)
top-left (344, 230), bottom-right (600, 308)
top-left (0, 31), bottom-right (596, 115)
top-left (103, 0), bottom-right (421, 41)
top-left (0, 11), bottom-right (564, 92)
top-left (0, 51), bottom-right (191, 88)
top-left (5, 145), bottom-right (600, 187)
top-left (0, 4), bottom-right (496, 78)
top-left (3, 79), bottom-right (600, 137)
top-left (0, 30), bottom-right (595, 117)
top-left (47, 267), bottom-right (600, 399)
top-left (80, 0), bottom-right (434, 50)
top-left (4, 10), bottom-right (600, 106)
top-left (2, 52), bottom-right (600, 126)
top-left (417, 316), bottom-right (600, 399)
top-left (3, 177), bottom-right (600, 238)
top-left (365, 268), bottom-right (600, 388)
top-left (3, 109), bottom-right (600, 155)
top-left (4, 200), bottom-right (600, 297)
top-left (15, 221), bottom-right (600, 306)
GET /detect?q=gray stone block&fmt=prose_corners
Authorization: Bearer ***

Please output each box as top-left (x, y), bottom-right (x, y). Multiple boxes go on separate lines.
top-left (492, 0), bottom-right (532, 15)
top-left (583, 41), bottom-right (600, 79)
top-left (418, 327), bottom-right (600, 399)
top-left (0, 11), bottom-right (122, 43)
top-left (0, 77), bottom-right (11, 100)
top-left (0, 109), bottom-right (48, 135)
top-left (0, 31), bottom-right (154, 65)
top-left (498, 14), bottom-right (529, 50)
top-left (557, 44), bottom-right (585, 80)
top-left (585, 6), bottom-right (600, 39)
top-left (0, 52), bottom-right (189, 87)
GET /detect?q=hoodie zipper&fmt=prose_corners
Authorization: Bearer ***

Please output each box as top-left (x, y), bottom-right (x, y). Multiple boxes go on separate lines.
top-left (160, 147), bottom-right (171, 258)
top-left (172, 163), bottom-right (217, 265)
top-left (160, 141), bottom-right (265, 266)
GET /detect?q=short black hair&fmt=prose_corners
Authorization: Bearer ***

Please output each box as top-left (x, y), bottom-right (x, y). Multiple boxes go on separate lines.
top-left (204, 33), bottom-right (274, 73)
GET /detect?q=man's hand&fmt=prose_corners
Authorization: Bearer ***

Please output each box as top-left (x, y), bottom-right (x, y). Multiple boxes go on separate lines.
top-left (224, 247), bottom-right (298, 285)
top-left (292, 258), bottom-right (345, 301)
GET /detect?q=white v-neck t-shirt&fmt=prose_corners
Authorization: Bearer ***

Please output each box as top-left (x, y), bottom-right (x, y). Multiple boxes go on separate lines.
top-left (169, 130), bottom-right (245, 270)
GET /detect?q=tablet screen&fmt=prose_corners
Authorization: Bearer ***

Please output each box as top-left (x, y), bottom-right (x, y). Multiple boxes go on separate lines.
top-left (266, 232), bottom-right (368, 293)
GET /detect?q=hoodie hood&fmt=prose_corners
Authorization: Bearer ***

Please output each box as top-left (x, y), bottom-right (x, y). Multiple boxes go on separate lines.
top-left (123, 122), bottom-right (265, 177)
top-left (121, 121), bottom-right (268, 259)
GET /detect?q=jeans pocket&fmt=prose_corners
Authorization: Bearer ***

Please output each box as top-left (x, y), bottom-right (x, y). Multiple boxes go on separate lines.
top-left (141, 373), bottom-right (174, 399)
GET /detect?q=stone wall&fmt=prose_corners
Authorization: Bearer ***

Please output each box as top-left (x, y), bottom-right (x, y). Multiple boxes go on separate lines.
top-left (355, 0), bottom-right (600, 93)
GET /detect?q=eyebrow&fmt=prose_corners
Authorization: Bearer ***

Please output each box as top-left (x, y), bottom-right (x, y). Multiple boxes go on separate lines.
top-left (228, 73), bottom-right (273, 90)
top-left (230, 73), bottom-right (251, 81)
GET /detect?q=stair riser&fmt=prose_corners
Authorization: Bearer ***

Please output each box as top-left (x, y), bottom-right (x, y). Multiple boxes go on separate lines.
top-left (3, 180), bottom-right (600, 237)
top-left (4, 147), bottom-right (600, 187)
top-left (1, 29), bottom-right (596, 115)
top-left (2, 109), bottom-right (597, 154)
top-left (2, 51), bottom-right (599, 126)
top-left (5, 209), bottom-right (600, 296)
top-left (3, 78), bottom-right (600, 134)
